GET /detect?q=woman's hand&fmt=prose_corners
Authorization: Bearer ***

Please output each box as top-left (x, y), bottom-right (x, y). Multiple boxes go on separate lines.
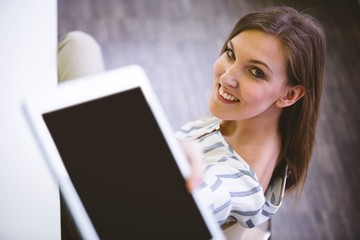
top-left (180, 140), bottom-right (204, 192)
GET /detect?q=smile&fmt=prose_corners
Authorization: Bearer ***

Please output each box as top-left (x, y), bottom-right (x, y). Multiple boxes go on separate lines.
top-left (218, 86), bottom-right (240, 102)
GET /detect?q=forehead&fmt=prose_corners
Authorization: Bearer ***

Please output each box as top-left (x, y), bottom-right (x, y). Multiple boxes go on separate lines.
top-left (230, 30), bottom-right (287, 73)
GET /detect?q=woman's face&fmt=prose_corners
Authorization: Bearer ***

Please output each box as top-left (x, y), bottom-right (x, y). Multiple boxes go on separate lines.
top-left (209, 30), bottom-right (289, 121)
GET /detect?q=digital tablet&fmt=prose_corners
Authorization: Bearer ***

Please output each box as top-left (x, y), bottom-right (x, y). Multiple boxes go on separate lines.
top-left (23, 65), bottom-right (225, 240)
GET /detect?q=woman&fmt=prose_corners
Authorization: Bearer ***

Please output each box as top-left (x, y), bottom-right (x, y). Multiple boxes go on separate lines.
top-left (58, 5), bottom-right (326, 234)
top-left (177, 6), bottom-right (326, 229)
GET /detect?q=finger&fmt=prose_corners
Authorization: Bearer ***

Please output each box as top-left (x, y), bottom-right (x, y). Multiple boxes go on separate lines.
top-left (180, 141), bottom-right (204, 192)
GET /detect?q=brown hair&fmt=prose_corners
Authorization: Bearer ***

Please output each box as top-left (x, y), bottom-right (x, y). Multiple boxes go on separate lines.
top-left (221, 6), bottom-right (326, 192)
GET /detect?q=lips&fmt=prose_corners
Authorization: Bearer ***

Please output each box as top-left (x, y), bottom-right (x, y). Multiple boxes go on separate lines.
top-left (218, 85), bottom-right (240, 102)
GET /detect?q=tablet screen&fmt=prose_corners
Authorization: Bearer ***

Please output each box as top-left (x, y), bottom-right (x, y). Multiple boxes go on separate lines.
top-left (42, 87), bottom-right (212, 239)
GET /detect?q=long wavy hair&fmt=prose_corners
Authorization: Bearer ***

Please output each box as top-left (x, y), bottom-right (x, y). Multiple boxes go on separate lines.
top-left (221, 6), bottom-right (326, 192)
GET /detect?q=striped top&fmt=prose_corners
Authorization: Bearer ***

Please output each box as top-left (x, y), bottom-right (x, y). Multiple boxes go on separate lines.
top-left (175, 116), bottom-right (287, 228)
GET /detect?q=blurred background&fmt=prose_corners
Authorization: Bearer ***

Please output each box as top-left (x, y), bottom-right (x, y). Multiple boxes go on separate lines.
top-left (58, 0), bottom-right (360, 239)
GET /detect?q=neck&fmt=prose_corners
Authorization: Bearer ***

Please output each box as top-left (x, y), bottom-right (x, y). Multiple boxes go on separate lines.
top-left (220, 110), bottom-right (283, 191)
top-left (220, 112), bottom-right (281, 145)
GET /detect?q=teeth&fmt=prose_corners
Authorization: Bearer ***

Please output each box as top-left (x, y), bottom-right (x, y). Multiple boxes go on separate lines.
top-left (219, 86), bottom-right (239, 102)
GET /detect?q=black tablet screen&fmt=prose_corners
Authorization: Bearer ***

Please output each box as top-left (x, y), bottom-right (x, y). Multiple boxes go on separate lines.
top-left (43, 87), bottom-right (212, 239)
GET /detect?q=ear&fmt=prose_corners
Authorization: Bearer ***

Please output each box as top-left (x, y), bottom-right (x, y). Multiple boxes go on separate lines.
top-left (276, 85), bottom-right (305, 108)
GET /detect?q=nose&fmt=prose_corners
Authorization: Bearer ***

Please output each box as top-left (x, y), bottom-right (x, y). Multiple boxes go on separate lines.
top-left (219, 67), bottom-right (239, 88)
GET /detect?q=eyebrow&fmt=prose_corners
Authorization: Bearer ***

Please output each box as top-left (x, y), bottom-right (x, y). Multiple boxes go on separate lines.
top-left (228, 40), bottom-right (274, 74)
top-left (248, 60), bottom-right (273, 74)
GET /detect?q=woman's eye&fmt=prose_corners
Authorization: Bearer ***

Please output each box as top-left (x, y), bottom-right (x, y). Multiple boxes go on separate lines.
top-left (225, 48), bottom-right (235, 60)
top-left (249, 68), bottom-right (265, 79)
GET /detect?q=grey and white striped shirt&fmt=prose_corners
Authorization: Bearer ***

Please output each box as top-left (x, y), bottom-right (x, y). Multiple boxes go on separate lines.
top-left (175, 116), bottom-right (287, 228)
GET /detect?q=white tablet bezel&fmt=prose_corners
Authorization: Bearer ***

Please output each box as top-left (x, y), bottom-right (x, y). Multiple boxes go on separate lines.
top-left (23, 65), bottom-right (225, 240)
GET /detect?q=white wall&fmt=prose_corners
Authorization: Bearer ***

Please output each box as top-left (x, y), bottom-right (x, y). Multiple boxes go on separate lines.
top-left (0, 1), bottom-right (60, 239)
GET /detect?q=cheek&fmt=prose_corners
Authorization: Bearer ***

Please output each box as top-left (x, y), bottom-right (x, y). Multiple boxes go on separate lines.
top-left (243, 84), bottom-right (284, 107)
top-left (242, 83), bottom-right (276, 105)
top-left (243, 89), bottom-right (264, 104)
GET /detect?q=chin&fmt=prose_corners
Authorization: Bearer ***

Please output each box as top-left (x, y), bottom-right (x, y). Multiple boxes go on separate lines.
top-left (209, 104), bottom-right (227, 120)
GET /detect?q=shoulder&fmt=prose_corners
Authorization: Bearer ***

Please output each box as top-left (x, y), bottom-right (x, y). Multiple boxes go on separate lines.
top-left (174, 116), bottom-right (220, 140)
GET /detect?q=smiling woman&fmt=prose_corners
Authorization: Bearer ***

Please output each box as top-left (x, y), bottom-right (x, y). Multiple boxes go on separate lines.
top-left (175, 6), bottom-right (326, 233)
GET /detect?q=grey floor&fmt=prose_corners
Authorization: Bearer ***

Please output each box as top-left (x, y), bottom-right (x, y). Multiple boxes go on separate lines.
top-left (58, 0), bottom-right (360, 239)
